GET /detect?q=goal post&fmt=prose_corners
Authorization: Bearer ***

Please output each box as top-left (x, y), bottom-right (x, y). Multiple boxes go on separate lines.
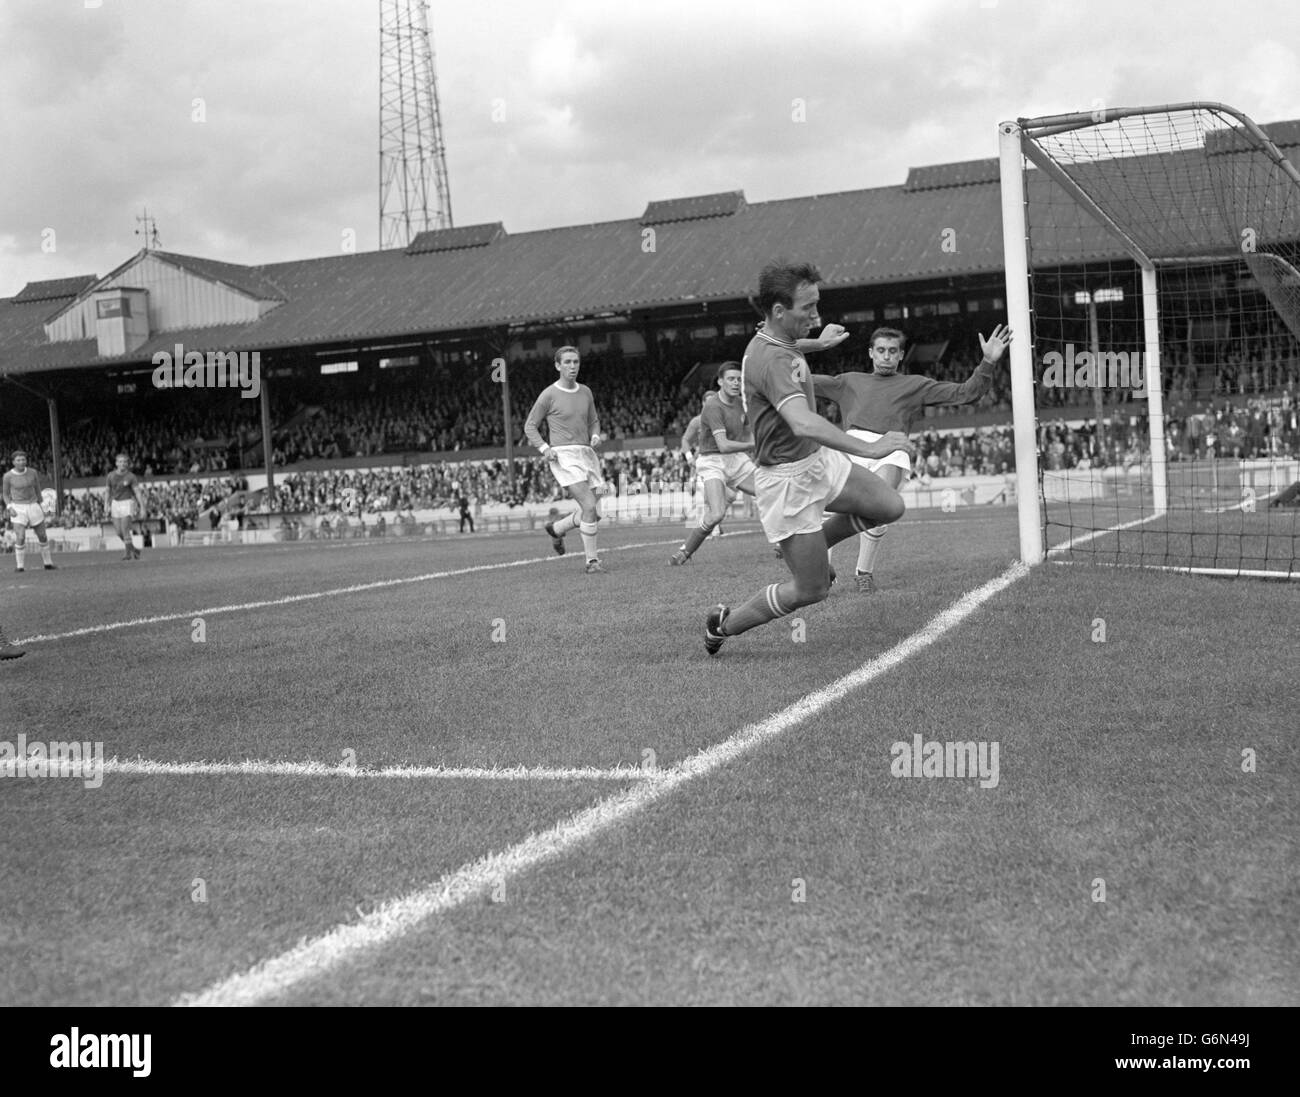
top-left (998, 101), bottom-right (1300, 578)
top-left (997, 120), bottom-right (1043, 565)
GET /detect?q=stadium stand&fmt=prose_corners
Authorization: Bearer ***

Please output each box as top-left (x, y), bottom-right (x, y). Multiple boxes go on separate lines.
top-left (2, 127), bottom-right (1298, 536)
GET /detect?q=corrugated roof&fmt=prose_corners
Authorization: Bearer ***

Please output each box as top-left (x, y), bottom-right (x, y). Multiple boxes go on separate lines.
top-left (406, 222), bottom-right (506, 254)
top-left (642, 191), bottom-right (747, 225)
top-left (12, 275), bottom-right (98, 304)
top-left (148, 250), bottom-right (288, 301)
top-left (3, 126), bottom-right (1298, 376)
top-left (1261, 120), bottom-right (1300, 149)
top-left (904, 160), bottom-right (1001, 191)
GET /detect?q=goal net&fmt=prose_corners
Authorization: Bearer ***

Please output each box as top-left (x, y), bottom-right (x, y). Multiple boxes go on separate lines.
top-left (999, 103), bottom-right (1300, 579)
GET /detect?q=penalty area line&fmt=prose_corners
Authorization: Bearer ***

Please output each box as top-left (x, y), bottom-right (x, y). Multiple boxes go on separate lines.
top-left (173, 559), bottom-right (1029, 1007)
top-left (15, 536), bottom-right (689, 646)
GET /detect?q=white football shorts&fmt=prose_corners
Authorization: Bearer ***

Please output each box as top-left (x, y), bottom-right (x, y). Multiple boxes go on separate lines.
top-left (846, 429), bottom-right (913, 474)
top-left (549, 444), bottom-right (603, 490)
top-left (753, 446), bottom-right (852, 544)
top-left (8, 502), bottom-right (45, 527)
top-left (695, 451), bottom-right (757, 491)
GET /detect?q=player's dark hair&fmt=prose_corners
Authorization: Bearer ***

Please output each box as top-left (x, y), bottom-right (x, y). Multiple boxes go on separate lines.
top-left (715, 361), bottom-right (742, 385)
top-left (869, 327), bottom-right (907, 348)
top-left (554, 345), bottom-right (580, 363)
top-left (757, 260), bottom-right (822, 314)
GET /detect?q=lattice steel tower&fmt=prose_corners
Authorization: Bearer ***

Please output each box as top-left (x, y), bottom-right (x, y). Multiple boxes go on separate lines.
top-left (379, 0), bottom-right (452, 249)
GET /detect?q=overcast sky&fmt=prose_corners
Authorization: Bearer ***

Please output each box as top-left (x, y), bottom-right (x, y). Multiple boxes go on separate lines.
top-left (2, 0), bottom-right (1298, 298)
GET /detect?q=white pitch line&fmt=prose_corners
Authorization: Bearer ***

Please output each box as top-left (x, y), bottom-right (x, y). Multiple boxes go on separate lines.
top-left (14, 536), bottom-right (688, 646)
top-left (1046, 511), bottom-right (1164, 555)
top-left (103, 758), bottom-right (656, 781)
top-left (173, 559), bottom-right (1029, 1007)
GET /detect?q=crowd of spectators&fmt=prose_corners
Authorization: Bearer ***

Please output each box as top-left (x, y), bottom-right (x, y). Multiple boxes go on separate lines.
top-left (4, 321), bottom-right (1299, 508)
top-left (18, 392), bottom-right (1293, 531)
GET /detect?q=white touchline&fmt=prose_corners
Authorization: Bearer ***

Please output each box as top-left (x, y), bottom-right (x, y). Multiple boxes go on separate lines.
top-left (14, 537), bottom-right (688, 646)
top-left (173, 559), bottom-right (1031, 1008)
top-left (103, 758), bottom-right (657, 781)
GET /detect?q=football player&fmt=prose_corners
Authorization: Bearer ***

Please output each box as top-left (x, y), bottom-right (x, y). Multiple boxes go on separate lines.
top-left (703, 261), bottom-right (913, 655)
top-left (2, 451), bottom-right (57, 572)
top-left (525, 346), bottom-right (608, 573)
top-left (813, 323), bottom-right (1012, 591)
top-left (671, 365), bottom-right (756, 564)
top-left (105, 453), bottom-right (147, 561)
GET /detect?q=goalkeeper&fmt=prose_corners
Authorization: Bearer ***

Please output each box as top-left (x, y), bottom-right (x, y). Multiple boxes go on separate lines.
top-left (812, 323), bottom-right (1012, 592)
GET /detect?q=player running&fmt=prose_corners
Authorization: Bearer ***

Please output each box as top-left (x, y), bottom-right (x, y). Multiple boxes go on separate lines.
top-left (525, 346), bottom-right (607, 573)
top-left (704, 260), bottom-right (914, 655)
top-left (680, 394), bottom-right (733, 528)
top-left (106, 453), bottom-right (147, 561)
top-left (671, 364), bottom-right (756, 565)
top-left (2, 451), bottom-right (57, 573)
top-left (813, 323), bottom-right (1013, 591)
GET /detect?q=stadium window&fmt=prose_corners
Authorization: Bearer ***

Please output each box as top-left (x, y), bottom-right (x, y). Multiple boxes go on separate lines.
top-left (723, 322), bottom-right (748, 337)
top-left (117, 382), bottom-right (137, 394)
top-left (692, 326), bottom-right (718, 341)
top-left (321, 361), bottom-right (358, 375)
top-left (883, 305), bottom-right (904, 320)
top-left (841, 309), bottom-right (874, 324)
top-left (379, 355), bottom-right (419, 369)
top-left (937, 300), bottom-right (960, 315)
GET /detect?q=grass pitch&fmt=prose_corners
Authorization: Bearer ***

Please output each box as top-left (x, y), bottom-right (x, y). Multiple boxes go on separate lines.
top-left (1, 510), bottom-right (1295, 1005)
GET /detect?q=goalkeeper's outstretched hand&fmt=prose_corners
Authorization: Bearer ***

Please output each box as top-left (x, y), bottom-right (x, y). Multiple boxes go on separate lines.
top-left (978, 324), bottom-right (1014, 364)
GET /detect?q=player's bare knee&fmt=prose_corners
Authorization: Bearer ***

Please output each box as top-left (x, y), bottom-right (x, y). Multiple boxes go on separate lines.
top-left (881, 494), bottom-right (905, 524)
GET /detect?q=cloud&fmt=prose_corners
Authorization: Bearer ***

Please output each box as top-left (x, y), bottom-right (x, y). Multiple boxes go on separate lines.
top-left (0, 0), bottom-right (1297, 299)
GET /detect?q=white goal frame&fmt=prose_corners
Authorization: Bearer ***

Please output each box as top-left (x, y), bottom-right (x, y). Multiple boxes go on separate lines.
top-left (997, 101), bottom-right (1300, 568)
